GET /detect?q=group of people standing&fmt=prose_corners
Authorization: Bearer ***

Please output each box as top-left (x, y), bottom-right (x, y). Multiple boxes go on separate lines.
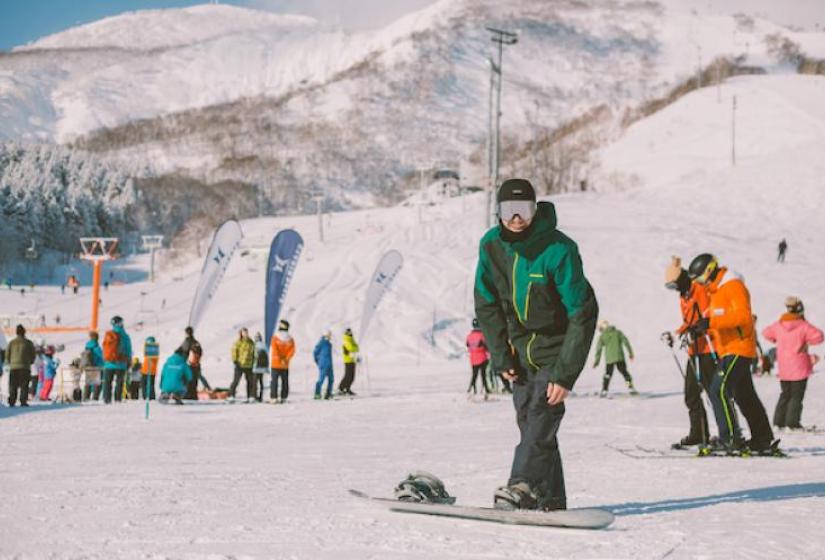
top-left (665, 254), bottom-right (823, 454)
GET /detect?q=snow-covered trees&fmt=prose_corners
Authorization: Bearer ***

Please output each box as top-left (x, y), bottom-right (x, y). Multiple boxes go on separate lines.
top-left (0, 142), bottom-right (135, 264)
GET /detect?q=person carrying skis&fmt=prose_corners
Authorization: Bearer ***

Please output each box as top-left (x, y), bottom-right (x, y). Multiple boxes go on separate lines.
top-left (475, 178), bottom-right (598, 511)
top-left (687, 253), bottom-right (777, 454)
top-left (159, 349), bottom-right (193, 405)
top-left (777, 238), bottom-right (788, 263)
top-left (229, 328), bottom-right (255, 402)
top-left (465, 318), bottom-right (492, 399)
top-left (270, 319), bottom-right (295, 403)
top-left (141, 336), bottom-right (160, 400)
top-left (252, 332), bottom-right (268, 402)
top-left (101, 316), bottom-right (132, 404)
top-left (338, 328), bottom-right (360, 396)
top-left (81, 331), bottom-right (104, 401)
top-left (762, 296), bottom-right (824, 430)
top-left (313, 330), bottom-right (334, 400)
top-left (593, 321), bottom-right (636, 397)
top-left (5, 325), bottom-right (36, 407)
top-left (664, 256), bottom-right (716, 446)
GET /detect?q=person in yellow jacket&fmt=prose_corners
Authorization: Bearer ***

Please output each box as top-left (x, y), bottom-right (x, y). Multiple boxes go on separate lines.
top-left (688, 254), bottom-right (776, 455)
top-left (269, 319), bottom-right (296, 403)
top-left (338, 327), bottom-right (360, 395)
top-left (229, 328), bottom-right (256, 402)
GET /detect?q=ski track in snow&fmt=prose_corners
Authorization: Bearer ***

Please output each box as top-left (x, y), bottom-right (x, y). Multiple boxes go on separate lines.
top-left (2, 74), bottom-right (825, 558)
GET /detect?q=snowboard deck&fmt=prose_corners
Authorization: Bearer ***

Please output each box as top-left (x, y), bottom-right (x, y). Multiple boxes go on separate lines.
top-left (349, 489), bottom-right (614, 529)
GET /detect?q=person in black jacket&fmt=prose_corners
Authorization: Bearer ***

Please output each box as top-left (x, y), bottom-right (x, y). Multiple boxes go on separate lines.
top-left (5, 325), bottom-right (37, 407)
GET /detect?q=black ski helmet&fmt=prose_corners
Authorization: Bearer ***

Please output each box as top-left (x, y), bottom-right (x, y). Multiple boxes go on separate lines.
top-left (688, 254), bottom-right (719, 284)
top-left (472, 318), bottom-right (480, 329)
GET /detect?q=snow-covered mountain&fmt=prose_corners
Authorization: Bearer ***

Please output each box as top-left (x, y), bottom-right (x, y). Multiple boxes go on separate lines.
top-left (2, 68), bottom-right (825, 559)
top-left (2, 0), bottom-right (824, 205)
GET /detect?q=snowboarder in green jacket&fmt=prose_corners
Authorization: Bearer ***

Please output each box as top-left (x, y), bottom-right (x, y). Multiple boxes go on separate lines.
top-left (593, 320), bottom-right (637, 397)
top-left (475, 178), bottom-right (598, 512)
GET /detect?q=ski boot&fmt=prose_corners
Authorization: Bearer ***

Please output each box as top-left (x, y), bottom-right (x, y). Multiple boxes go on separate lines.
top-left (747, 439), bottom-right (787, 458)
top-left (394, 471), bottom-right (456, 504)
top-left (599, 390), bottom-right (608, 398)
top-left (626, 381), bottom-right (639, 396)
top-left (672, 434), bottom-right (706, 449)
top-left (493, 481), bottom-right (538, 511)
top-left (313, 394), bottom-right (321, 400)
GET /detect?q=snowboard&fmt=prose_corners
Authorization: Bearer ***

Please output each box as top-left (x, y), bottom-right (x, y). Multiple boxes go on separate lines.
top-left (349, 489), bottom-right (614, 529)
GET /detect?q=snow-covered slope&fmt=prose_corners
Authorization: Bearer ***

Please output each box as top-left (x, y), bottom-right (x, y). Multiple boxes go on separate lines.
top-left (1, 72), bottom-right (824, 558)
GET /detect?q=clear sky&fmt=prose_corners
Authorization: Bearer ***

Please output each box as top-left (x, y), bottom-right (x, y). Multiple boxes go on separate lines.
top-left (0, 0), bottom-right (437, 51)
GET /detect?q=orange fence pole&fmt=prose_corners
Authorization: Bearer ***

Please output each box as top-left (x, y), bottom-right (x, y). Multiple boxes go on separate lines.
top-left (91, 260), bottom-right (102, 332)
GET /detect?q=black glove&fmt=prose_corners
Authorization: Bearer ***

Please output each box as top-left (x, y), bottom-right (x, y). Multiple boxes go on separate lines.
top-left (660, 331), bottom-right (674, 348)
top-left (691, 318), bottom-right (710, 337)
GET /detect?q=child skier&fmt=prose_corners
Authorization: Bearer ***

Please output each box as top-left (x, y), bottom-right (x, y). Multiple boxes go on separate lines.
top-left (593, 321), bottom-right (637, 397)
top-left (762, 297), bottom-right (824, 430)
top-left (252, 332), bottom-right (269, 402)
top-left (128, 357), bottom-right (142, 399)
top-left (38, 346), bottom-right (59, 401)
top-left (141, 336), bottom-right (160, 400)
top-left (81, 331), bottom-right (104, 401)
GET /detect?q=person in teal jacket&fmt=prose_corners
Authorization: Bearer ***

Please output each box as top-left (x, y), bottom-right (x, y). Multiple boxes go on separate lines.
top-left (159, 350), bottom-right (193, 405)
top-left (101, 316), bottom-right (132, 404)
top-left (593, 320), bottom-right (637, 397)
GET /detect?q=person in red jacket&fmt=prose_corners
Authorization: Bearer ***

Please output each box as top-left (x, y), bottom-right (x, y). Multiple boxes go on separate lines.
top-left (664, 257), bottom-right (717, 447)
top-left (762, 297), bottom-right (824, 430)
top-left (466, 319), bottom-right (491, 399)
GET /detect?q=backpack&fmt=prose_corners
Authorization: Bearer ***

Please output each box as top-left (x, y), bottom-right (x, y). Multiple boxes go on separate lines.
top-left (255, 348), bottom-right (268, 369)
top-left (79, 348), bottom-right (93, 369)
top-left (188, 341), bottom-right (202, 367)
top-left (102, 330), bottom-right (122, 363)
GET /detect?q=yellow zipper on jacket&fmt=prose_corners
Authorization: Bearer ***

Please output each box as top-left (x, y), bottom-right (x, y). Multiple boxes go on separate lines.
top-left (526, 333), bottom-right (539, 369)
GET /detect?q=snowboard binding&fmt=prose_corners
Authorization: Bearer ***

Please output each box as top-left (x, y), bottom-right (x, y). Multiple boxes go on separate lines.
top-left (394, 471), bottom-right (456, 504)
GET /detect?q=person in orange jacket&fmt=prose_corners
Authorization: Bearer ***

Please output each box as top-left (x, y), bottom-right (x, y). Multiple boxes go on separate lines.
top-left (664, 257), bottom-right (717, 447)
top-left (269, 319), bottom-right (296, 403)
top-left (687, 254), bottom-right (776, 455)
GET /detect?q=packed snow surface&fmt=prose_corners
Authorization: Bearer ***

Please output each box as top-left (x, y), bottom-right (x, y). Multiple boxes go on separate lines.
top-left (2, 74), bottom-right (825, 558)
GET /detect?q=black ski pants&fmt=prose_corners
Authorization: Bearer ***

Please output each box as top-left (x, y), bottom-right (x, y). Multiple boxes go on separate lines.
top-left (271, 369), bottom-right (289, 400)
top-left (468, 361), bottom-right (491, 394)
top-left (128, 381), bottom-right (141, 400)
top-left (142, 375), bottom-right (156, 400)
top-left (509, 367), bottom-right (566, 511)
top-left (254, 373), bottom-right (264, 401)
top-left (339, 362), bottom-right (357, 392)
top-left (602, 361), bottom-right (632, 391)
top-left (185, 366), bottom-right (201, 400)
top-left (774, 379), bottom-right (808, 428)
top-left (710, 356), bottom-right (774, 448)
top-left (8, 369), bottom-right (31, 406)
top-left (102, 369), bottom-right (126, 404)
top-left (684, 353), bottom-right (715, 441)
top-left (229, 365), bottom-right (254, 399)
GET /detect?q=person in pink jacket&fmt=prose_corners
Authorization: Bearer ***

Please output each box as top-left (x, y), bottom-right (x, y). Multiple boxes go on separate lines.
top-left (762, 297), bottom-right (824, 430)
top-left (466, 319), bottom-right (491, 399)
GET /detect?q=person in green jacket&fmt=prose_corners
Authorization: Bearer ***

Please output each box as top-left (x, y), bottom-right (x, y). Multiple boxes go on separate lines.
top-left (338, 328), bottom-right (360, 395)
top-left (229, 328), bottom-right (256, 402)
top-left (5, 324), bottom-right (37, 407)
top-left (475, 178), bottom-right (598, 512)
top-left (593, 320), bottom-right (637, 397)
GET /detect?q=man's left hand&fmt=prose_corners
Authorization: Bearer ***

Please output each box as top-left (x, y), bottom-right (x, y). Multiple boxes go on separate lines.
top-left (546, 383), bottom-right (568, 406)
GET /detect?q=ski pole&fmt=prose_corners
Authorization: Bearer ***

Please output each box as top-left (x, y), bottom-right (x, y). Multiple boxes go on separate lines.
top-left (144, 374), bottom-right (150, 420)
top-left (660, 332), bottom-right (685, 379)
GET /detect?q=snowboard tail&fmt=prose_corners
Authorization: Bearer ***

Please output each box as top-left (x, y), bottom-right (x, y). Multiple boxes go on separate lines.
top-left (349, 489), bottom-right (614, 529)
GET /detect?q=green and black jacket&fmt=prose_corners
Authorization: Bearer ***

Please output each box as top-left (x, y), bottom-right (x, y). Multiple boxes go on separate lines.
top-left (474, 201), bottom-right (598, 390)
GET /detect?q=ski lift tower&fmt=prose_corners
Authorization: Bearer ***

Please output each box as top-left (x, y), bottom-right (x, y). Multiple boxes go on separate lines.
top-left (141, 235), bottom-right (164, 283)
top-left (79, 237), bottom-right (119, 332)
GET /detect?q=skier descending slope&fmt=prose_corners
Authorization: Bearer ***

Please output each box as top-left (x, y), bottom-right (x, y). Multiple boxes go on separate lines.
top-left (592, 320), bottom-right (637, 397)
top-left (474, 178), bottom-right (598, 511)
top-left (687, 254), bottom-right (778, 455)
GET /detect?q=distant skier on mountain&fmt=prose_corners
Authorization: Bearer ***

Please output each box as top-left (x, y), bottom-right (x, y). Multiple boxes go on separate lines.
top-left (664, 256), bottom-right (715, 446)
top-left (687, 253), bottom-right (777, 455)
top-left (593, 321), bottom-right (637, 397)
top-left (313, 330), bottom-right (334, 400)
top-left (762, 296), bottom-right (824, 430)
top-left (338, 328), bottom-right (360, 396)
top-left (465, 318), bottom-right (492, 399)
top-left (474, 178), bottom-right (598, 511)
top-left (777, 238), bottom-right (788, 263)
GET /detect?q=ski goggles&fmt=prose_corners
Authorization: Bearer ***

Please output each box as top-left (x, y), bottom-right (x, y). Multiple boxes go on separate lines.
top-left (498, 200), bottom-right (536, 223)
